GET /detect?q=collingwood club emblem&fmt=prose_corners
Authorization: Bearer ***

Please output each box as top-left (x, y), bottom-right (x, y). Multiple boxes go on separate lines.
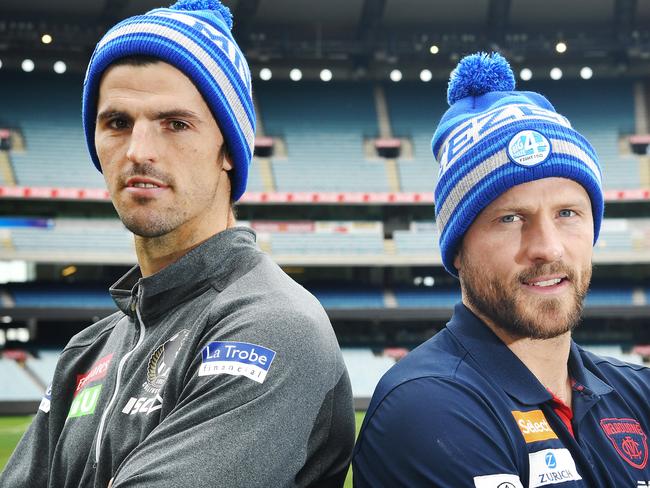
top-left (143, 329), bottom-right (190, 394)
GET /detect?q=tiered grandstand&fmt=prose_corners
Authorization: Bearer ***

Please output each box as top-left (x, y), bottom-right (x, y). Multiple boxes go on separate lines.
top-left (2, 0), bottom-right (650, 417)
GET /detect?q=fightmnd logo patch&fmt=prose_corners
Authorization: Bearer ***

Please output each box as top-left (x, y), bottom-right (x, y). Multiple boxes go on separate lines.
top-left (199, 341), bottom-right (276, 384)
top-left (507, 130), bottom-right (551, 167)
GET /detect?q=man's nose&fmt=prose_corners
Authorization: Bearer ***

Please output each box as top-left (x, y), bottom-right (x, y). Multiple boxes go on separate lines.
top-left (524, 217), bottom-right (564, 264)
top-left (126, 121), bottom-right (158, 164)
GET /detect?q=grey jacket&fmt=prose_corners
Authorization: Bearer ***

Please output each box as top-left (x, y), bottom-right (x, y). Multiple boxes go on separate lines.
top-left (1, 228), bottom-right (355, 488)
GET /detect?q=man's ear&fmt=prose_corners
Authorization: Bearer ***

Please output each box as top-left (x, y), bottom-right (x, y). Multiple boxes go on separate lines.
top-left (453, 248), bottom-right (462, 271)
top-left (222, 155), bottom-right (233, 171)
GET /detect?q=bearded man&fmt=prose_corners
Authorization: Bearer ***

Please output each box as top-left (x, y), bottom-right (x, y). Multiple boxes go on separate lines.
top-left (352, 52), bottom-right (650, 488)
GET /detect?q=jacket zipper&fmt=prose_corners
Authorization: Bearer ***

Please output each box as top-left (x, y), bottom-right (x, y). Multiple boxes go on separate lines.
top-left (94, 287), bottom-right (147, 465)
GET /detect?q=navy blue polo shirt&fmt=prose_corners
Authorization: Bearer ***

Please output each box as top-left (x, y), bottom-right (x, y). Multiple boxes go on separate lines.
top-left (353, 303), bottom-right (650, 488)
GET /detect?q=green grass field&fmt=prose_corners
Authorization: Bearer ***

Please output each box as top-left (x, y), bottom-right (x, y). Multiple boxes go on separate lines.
top-left (0, 416), bottom-right (32, 471)
top-left (0, 412), bottom-right (366, 484)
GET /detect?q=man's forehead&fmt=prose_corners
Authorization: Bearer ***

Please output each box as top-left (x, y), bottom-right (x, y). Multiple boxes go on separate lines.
top-left (486, 177), bottom-right (590, 211)
top-left (96, 61), bottom-right (212, 117)
top-left (98, 61), bottom-right (203, 101)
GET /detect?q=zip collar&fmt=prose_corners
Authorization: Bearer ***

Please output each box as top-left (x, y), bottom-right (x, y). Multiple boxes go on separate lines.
top-left (109, 227), bottom-right (260, 323)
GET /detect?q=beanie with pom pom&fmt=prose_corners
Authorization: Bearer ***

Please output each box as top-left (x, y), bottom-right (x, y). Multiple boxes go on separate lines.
top-left (431, 52), bottom-right (603, 277)
top-left (82, 0), bottom-right (255, 201)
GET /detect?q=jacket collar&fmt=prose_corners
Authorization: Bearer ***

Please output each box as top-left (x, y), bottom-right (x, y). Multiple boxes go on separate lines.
top-left (446, 303), bottom-right (612, 405)
top-left (109, 227), bottom-right (260, 323)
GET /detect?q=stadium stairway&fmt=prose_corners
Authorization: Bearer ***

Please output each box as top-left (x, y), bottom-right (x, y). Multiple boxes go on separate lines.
top-left (0, 151), bottom-right (16, 186)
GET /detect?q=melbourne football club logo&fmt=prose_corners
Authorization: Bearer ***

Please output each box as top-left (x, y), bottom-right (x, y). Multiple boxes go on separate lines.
top-left (144, 329), bottom-right (190, 394)
top-left (507, 129), bottom-right (551, 167)
top-left (600, 418), bottom-right (649, 469)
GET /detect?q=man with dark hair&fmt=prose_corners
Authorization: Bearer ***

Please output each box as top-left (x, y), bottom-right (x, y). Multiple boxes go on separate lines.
top-left (353, 52), bottom-right (650, 487)
top-left (1, 1), bottom-right (354, 487)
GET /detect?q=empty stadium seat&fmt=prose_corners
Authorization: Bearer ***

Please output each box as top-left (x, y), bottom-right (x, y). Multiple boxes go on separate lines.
top-left (0, 73), bottom-right (105, 188)
top-left (384, 81), bottom-right (447, 192)
top-left (256, 82), bottom-right (389, 192)
top-left (341, 348), bottom-right (396, 399)
top-left (0, 359), bottom-right (43, 401)
top-left (26, 350), bottom-right (61, 386)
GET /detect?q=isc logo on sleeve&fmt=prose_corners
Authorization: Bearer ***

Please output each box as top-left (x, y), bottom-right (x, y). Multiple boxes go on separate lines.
top-left (511, 410), bottom-right (558, 443)
top-left (199, 341), bottom-right (276, 384)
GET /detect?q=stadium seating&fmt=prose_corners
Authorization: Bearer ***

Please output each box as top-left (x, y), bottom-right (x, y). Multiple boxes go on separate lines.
top-left (384, 81), bottom-right (447, 192)
top-left (393, 227), bottom-right (440, 254)
top-left (5, 218), bottom-right (135, 263)
top-left (246, 159), bottom-right (265, 192)
top-left (0, 73), bottom-right (105, 188)
top-left (584, 287), bottom-right (635, 306)
top-left (2, 217), bottom-right (649, 265)
top-left (310, 286), bottom-right (385, 308)
top-left (394, 286), bottom-right (461, 308)
top-left (26, 350), bottom-right (60, 386)
top-left (269, 232), bottom-right (384, 255)
top-left (255, 82), bottom-right (390, 192)
top-left (0, 359), bottom-right (43, 401)
top-left (528, 80), bottom-right (640, 189)
top-left (10, 283), bottom-right (113, 309)
top-left (341, 348), bottom-right (396, 400)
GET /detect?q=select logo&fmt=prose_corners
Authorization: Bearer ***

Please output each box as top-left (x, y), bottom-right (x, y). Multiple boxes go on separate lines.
top-left (511, 410), bottom-right (558, 443)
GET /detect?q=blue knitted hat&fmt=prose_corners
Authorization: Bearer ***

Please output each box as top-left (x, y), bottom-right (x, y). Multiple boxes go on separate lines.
top-left (432, 52), bottom-right (604, 277)
top-left (82, 0), bottom-right (255, 201)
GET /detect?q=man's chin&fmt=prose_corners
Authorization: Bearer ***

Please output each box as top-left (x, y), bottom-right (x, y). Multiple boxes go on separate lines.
top-left (505, 303), bottom-right (580, 340)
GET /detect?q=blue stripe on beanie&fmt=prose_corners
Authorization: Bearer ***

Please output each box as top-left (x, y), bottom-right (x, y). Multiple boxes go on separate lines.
top-left (431, 52), bottom-right (604, 277)
top-left (82, 0), bottom-right (255, 202)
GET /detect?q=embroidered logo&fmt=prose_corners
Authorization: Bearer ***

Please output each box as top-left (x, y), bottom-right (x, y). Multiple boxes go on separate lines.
top-left (68, 384), bottom-right (103, 418)
top-left (144, 329), bottom-right (190, 394)
top-left (199, 341), bottom-right (276, 384)
top-left (121, 329), bottom-right (191, 416)
top-left (511, 410), bottom-right (558, 443)
top-left (39, 384), bottom-right (52, 413)
top-left (75, 353), bottom-right (113, 394)
top-left (67, 354), bottom-right (114, 419)
top-left (600, 418), bottom-right (648, 469)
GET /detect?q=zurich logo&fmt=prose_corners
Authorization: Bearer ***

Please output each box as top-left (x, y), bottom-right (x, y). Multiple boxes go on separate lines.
top-left (507, 129), bottom-right (551, 167)
top-left (545, 452), bottom-right (557, 469)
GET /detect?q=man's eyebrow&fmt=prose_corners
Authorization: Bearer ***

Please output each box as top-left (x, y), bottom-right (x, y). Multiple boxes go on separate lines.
top-left (96, 109), bottom-right (202, 123)
top-left (154, 109), bottom-right (201, 121)
top-left (489, 200), bottom-right (590, 215)
top-left (97, 110), bottom-right (129, 122)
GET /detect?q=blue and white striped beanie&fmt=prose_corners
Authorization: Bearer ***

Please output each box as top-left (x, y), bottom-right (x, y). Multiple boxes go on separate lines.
top-left (432, 52), bottom-right (604, 277)
top-left (82, 0), bottom-right (255, 201)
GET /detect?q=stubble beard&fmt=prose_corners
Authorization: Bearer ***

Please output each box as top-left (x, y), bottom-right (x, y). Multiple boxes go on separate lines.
top-left (458, 256), bottom-right (591, 340)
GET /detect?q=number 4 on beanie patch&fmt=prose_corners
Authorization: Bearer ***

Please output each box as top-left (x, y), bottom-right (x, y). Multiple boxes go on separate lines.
top-left (199, 341), bottom-right (276, 384)
top-left (508, 129), bottom-right (551, 167)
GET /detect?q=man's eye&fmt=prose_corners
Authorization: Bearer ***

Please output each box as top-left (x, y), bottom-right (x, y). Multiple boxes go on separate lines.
top-left (559, 209), bottom-right (576, 217)
top-left (170, 120), bottom-right (189, 131)
top-left (108, 119), bottom-right (129, 130)
top-left (500, 215), bottom-right (521, 223)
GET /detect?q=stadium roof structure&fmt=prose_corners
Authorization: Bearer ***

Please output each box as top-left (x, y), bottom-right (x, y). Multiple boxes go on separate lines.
top-left (2, 0), bottom-right (650, 79)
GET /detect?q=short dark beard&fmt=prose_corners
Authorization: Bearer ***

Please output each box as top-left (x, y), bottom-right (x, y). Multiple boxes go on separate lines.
top-left (459, 255), bottom-right (591, 340)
